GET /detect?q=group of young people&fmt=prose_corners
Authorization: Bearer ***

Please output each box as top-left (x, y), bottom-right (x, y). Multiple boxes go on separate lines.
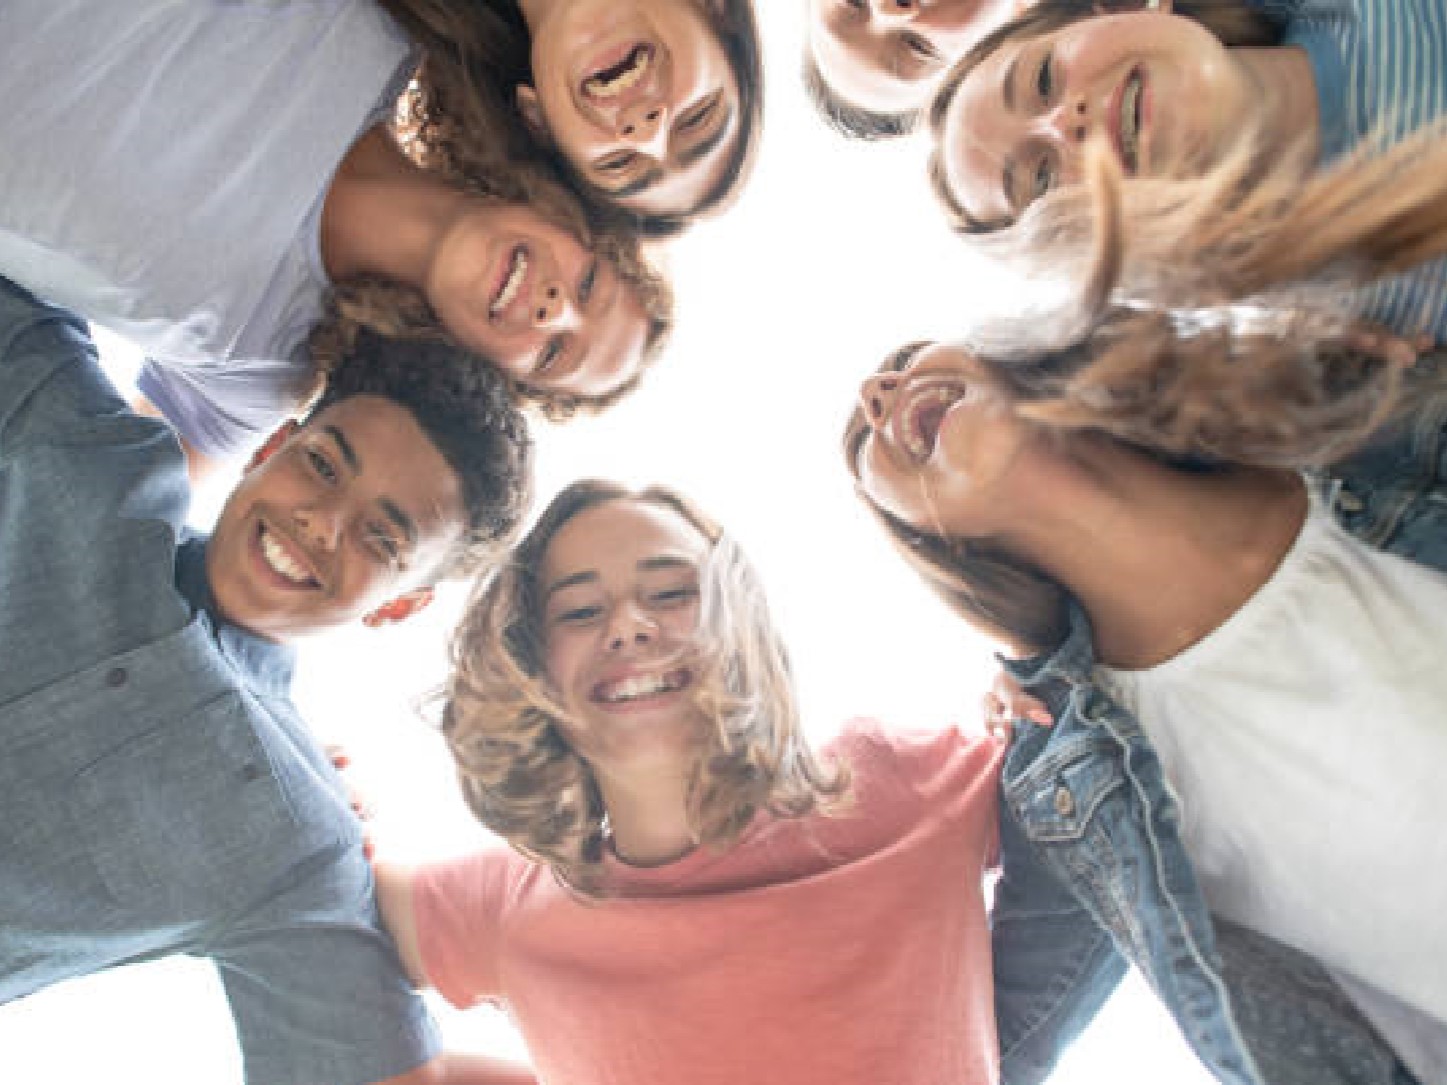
top-left (2, 1), bottom-right (1444, 1085)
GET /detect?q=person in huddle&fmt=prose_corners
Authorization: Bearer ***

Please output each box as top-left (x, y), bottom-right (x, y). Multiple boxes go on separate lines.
top-left (374, 479), bottom-right (1004, 1085)
top-left (0, 0), bottom-right (670, 467)
top-left (0, 275), bottom-right (538, 1085)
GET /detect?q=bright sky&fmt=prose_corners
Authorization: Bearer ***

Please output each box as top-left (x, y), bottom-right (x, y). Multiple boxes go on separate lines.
top-left (0, 7), bottom-right (1214, 1083)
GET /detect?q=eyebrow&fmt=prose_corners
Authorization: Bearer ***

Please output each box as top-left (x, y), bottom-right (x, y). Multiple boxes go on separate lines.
top-left (325, 424), bottom-right (417, 546)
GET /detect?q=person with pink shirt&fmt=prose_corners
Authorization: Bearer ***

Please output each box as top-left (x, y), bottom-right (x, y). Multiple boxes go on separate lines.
top-left (373, 479), bottom-right (1004, 1085)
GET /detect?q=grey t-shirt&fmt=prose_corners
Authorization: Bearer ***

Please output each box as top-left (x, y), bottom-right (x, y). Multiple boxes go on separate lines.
top-left (0, 0), bottom-right (414, 457)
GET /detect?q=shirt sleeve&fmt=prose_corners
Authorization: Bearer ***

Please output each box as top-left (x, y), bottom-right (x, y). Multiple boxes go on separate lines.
top-left (0, 276), bottom-right (110, 438)
top-left (210, 844), bottom-right (441, 1085)
top-left (412, 849), bottom-right (518, 1011)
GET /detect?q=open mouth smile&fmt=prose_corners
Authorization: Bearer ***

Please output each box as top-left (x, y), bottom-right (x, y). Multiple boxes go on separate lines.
top-left (1115, 66), bottom-right (1145, 175)
top-left (895, 380), bottom-right (972, 463)
top-left (256, 522), bottom-right (320, 589)
top-left (583, 43), bottom-right (655, 101)
top-left (592, 666), bottom-right (691, 705)
top-left (490, 245), bottom-right (529, 321)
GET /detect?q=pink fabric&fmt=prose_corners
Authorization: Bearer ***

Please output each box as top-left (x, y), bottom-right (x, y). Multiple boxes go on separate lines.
top-left (413, 722), bottom-right (1004, 1085)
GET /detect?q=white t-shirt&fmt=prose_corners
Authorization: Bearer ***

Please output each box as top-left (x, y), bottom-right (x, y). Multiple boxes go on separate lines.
top-left (1102, 497), bottom-right (1447, 1082)
top-left (0, 0), bottom-right (414, 456)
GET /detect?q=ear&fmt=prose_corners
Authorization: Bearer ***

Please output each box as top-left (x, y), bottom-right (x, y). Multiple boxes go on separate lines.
top-left (361, 587), bottom-right (436, 629)
top-left (245, 419), bottom-right (301, 473)
top-left (515, 85), bottom-right (547, 137)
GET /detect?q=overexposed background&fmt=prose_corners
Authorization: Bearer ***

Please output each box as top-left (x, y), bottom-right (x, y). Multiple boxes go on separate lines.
top-left (0, 6), bottom-right (1211, 1083)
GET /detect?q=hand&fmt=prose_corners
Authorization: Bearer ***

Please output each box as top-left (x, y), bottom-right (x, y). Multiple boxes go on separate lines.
top-left (327, 744), bottom-right (376, 860)
top-left (1345, 323), bottom-right (1435, 369)
top-left (982, 670), bottom-right (1054, 740)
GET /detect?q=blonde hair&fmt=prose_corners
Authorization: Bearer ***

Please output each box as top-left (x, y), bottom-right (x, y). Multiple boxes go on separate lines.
top-left (443, 480), bottom-right (848, 891)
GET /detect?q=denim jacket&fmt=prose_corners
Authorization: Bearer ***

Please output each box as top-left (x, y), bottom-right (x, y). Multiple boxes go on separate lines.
top-left (989, 407), bottom-right (1447, 1085)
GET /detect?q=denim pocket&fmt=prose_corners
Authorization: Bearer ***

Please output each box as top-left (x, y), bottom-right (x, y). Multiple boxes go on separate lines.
top-left (66, 691), bottom-right (320, 922)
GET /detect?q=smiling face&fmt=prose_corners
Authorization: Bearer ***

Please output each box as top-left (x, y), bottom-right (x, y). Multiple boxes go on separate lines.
top-left (540, 497), bottom-right (711, 778)
top-left (519, 0), bottom-right (743, 220)
top-left (425, 202), bottom-right (652, 400)
top-left (849, 342), bottom-right (1031, 535)
top-left (207, 396), bottom-right (465, 642)
top-left (937, 11), bottom-right (1248, 227)
top-left (809, 0), bottom-right (1017, 116)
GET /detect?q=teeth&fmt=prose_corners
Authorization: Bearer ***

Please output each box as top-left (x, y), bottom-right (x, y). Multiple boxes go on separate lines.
top-left (584, 45), bottom-right (651, 99)
top-left (903, 385), bottom-right (965, 460)
top-left (260, 526), bottom-right (313, 586)
top-left (1120, 72), bottom-right (1141, 172)
top-left (599, 670), bottom-right (685, 704)
top-left (491, 249), bottom-right (528, 316)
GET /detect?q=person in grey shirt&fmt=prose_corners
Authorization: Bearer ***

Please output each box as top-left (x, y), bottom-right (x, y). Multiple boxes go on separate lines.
top-left (0, 276), bottom-right (536, 1085)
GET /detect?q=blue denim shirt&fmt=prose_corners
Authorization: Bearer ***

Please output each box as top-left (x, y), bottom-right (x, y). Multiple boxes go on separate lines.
top-left (0, 279), bottom-right (439, 1085)
top-left (989, 411), bottom-right (1447, 1085)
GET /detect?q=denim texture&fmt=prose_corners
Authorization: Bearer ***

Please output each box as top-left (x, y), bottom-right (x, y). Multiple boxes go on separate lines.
top-left (0, 279), bottom-right (438, 1085)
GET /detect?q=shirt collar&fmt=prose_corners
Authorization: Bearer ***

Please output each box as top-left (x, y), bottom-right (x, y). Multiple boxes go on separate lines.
top-left (1000, 600), bottom-right (1098, 687)
top-left (175, 534), bottom-right (297, 696)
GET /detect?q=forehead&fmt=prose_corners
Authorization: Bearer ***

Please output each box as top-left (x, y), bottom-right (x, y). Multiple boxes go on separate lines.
top-left (941, 36), bottom-right (1031, 224)
top-left (543, 499), bottom-right (709, 584)
top-left (303, 396), bottom-right (465, 541)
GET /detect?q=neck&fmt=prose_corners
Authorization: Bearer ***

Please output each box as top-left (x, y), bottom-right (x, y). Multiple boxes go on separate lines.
top-left (595, 763), bottom-right (698, 868)
top-left (991, 436), bottom-right (1307, 668)
top-left (1233, 45), bottom-right (1321, 161)
top-left (319, 124), bottom-right (472, 286)
top-left (515, 0), bottom-right (549, 33)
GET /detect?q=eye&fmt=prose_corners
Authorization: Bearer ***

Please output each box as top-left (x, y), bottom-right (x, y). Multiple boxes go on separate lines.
top-left (578, 259), bottom-right (599, 306)
top-left (1035, 49), bottom-right (1055, 102)
top-left (677, 98), bottom-right (716, 134)
top-left (651, 584), bottom-right (699, 606)
top-left (535, 336), bottom-right (566, 376)
top-left (1031, 153), bottom-right (1056, 200)
top-left (555, 604), bottom-right (603, 624)
top-left (902, 32), bottom-right (939, 63)
top-left (306, 446), bottom-right (338, 484)
top-left (364, 523), bottom-right (402, 565)
top-left (595, 149), bottom-right (640, 175)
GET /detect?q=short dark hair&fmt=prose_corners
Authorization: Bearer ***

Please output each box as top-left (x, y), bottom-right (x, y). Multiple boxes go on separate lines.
top-left (308, 326), bottom-right (534, 579)
top-left (801, 52), bottom-right (917, 142)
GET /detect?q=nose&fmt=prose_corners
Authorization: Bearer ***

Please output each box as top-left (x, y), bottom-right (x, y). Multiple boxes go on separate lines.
top-left (858, 372), bottom-right (901, 428)
top-left (1040, 94), bottom-right (1089, 145)
top-left (617, 98), bottom-right (669, 154)
top-left (606, 600), bottom-right (657, 651)
top-left (294, 503), bottom-right (343, 553)
top-left (531, 279), bottom-right (578, 329)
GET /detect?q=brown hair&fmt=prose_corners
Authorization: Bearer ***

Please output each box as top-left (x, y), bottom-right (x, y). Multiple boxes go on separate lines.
top-left (926, 0), bottom-right (1282, 233)
top-left (442, 480), bottom-right (849, 890)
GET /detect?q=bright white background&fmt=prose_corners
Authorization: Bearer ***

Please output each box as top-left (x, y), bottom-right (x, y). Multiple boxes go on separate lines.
top-left (0, 6), bottom-right (1212, 1083)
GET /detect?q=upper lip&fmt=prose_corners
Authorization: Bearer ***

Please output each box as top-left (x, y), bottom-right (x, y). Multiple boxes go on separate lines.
top-left (889, 376), bottom-right (972, 464)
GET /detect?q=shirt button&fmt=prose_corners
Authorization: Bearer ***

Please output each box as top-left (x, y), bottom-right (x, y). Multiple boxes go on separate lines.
top-left (1053, 786), bottom-right (1075, 818)
top-left (105, 667), bottom-right (128, 688)
top-left (1336, 488), bottom-right (1364, 513)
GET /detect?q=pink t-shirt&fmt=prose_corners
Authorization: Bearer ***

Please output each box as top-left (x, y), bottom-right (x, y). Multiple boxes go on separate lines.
top-left (412, 721), bottom-right (1004, 1085)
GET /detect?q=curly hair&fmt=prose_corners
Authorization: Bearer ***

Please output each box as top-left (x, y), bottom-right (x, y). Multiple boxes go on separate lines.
top-left (800, 51), bottom-right (917, 142)
top-left (306, 311), bottom-right (534, 580)
top-left (381, 0), bottom-right (765, 238)
top-left (926, 0), bottom-right (1282, 234)
top-left (442, 480), bottom-right (849, 891)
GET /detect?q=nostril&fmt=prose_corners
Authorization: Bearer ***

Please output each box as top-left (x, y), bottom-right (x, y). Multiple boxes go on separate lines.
top-left (645, 109), bottom-right (660, 122)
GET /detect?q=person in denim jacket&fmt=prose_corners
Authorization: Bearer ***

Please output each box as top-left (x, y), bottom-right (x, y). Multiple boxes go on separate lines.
top-left (843, 328), bottom-right (1447, 1084)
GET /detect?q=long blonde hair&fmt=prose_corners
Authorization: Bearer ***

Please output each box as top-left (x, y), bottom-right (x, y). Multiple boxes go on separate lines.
top-left (443, 480), bottom-right (848, 890)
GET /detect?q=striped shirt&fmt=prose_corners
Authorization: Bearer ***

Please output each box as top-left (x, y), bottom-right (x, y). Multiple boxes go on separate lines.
top-left (1288, 0), bottom-right (1447, 339)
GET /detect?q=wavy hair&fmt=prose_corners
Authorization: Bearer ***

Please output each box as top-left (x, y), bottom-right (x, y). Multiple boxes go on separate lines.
top-left (442, 480), bottom-right (848, 891)
top-left (926, 0), bottom-right (1283, 234)
top-left (382, 0), bottom-right (765, 238)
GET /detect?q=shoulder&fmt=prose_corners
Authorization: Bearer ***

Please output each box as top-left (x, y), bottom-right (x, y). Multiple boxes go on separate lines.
top-left (831, 718), bottom-right (1004, 802)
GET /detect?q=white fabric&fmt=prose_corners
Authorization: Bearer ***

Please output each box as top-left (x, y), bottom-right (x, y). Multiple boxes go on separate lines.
top-left (1102, 496), bottom-right (1447, 1078)
top-left (0, 0), bottom-right (413, 455)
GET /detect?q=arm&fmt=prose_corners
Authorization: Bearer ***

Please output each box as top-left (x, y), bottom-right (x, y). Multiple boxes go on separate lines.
top-left (375, 862), bottom-right (427, 989)
top-left (129, 392), bottom-right (226, 486)
top-left (992, 792), bottom-right (1126, 1085)
top-left (377, 1053), bottom-right (539, 1085)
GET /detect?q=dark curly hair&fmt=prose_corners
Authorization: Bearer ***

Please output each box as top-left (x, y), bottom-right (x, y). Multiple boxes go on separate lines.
top-left (307, 321), bottom-right (534, 580)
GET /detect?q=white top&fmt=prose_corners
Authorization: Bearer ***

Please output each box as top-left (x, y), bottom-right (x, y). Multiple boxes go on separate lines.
top-left (1102, 496), bottom-right (1447, 1080)
top-left (0, 0), bottom-right (414, 456)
